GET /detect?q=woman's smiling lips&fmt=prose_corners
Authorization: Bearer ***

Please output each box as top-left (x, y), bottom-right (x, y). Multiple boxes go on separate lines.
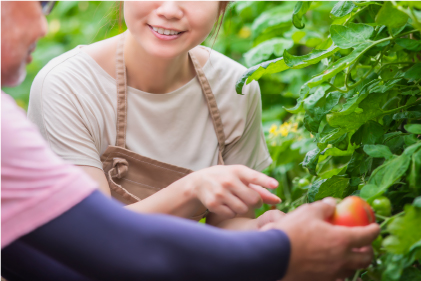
top-left (147, 25), bottom-right (185, 41)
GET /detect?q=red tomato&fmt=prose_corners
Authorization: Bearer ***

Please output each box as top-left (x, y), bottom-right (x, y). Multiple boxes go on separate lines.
top-left (328, 196), bottom-right (376, 227)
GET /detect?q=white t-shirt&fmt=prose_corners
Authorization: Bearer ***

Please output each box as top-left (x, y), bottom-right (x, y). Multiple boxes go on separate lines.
top-left (28, 45), bottom-right (271, 172)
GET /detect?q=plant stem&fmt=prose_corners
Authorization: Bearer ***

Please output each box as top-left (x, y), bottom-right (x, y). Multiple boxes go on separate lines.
top-left (377, 62), bottom-right (415, 73)
top-left (327, 82), bottom-right (348, 93)
top-left (375, 214), bottom-right (388, 221)
top-left (344, 6), bottom-right (368, 25)
top-left (352, 269), bottom-right (362, 281)
top-left (382, 99), bottom-right (421, 116)
top-left (380, 211), bottom-right (405, 228)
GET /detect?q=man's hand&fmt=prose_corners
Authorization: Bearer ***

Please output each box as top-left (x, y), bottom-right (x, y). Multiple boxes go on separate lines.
top-left (263, 198), bottom-right (380, 281)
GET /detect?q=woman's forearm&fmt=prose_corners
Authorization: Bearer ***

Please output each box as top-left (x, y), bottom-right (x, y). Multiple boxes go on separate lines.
top-left (79, 165), bottom-right (205, 219)
top-left (207, 209), bottom-right (259, 230)
top-left (125, 179), bottom-right (204, 218)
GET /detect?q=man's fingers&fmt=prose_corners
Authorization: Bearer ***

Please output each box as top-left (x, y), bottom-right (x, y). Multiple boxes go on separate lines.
top-left (249, 184), bottom-right (281, 205)
top-left (340, 224), bottom-right (380, 248)
top-left (234, 166), bottom-right (278, 189)
top-left (346, 249), bottom-right (373, 269)
top-left (306, 199), bottom-right (336, 220)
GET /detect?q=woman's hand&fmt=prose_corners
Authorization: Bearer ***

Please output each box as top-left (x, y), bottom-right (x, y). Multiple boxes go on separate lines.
top-left (188, 165), bottom-right (281, 219)
top-left (255, 209), bottom-right (286, 230)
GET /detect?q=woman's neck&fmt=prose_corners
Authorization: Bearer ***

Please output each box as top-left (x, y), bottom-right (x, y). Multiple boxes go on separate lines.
top-left (124, 32), bottom-right (195, 94)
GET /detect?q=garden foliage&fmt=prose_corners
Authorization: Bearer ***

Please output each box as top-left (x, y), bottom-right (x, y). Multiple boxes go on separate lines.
top-left (237, 1), bottom-right (421, 280)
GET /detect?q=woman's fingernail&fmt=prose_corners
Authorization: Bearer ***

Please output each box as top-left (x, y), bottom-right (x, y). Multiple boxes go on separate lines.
top-left (273, 195), bottom-right (281, 202)
top-left (270, 179), bottom-right (278, 187)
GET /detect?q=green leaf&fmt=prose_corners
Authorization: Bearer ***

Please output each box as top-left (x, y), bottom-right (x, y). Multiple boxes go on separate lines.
top-left (405, 124), bottom-right (421, 134)
top-left (408, 149), bottom-right (421, 191)
top-left (307, 42), bottom-right (371, 88)
top-left (393, 111), bottom-right (421, 120)
top-left (414, 197), bottom-right (421, 208)
top-left (304, 84), bottom-right (340, 126)
top-left (326, 90), bottom-right (390, 131)
top-left (330, 23), bottom-right (374, 49)
top-left (363, 144), bottom-right (393, 159)
top-left (251, 5), bottom-right (292, 38)
top-left (321, 143), bottom-right (356, 157)
top-left (235, 57), bottom-right (290, 94)
top-left (398, 1), bottom-right (421, 9)
top-left (404, 63), bottom-right (421, 83)
top-left (369, 78), bottom-right (403, 94)
top-left (332, 80), bottom-right (377, 116)
top-left (346, 151), bottom-right (373, 177)
top-left (301, 147), bottom-right (320, 176)
top-left (283, 44), bottom-right (340, 68)
top-left (330, 1), bottom-right (356, 19)
top-left (319, 165), bottom-right (347, 179)
top-left (367, 152), bottom-right (411, 199)
top-left (308, 176), bottom-right (350, 202)
top-left (383, 205), bottom-right (421, 255)
top-left (244, 38), bottom-right (294, 67)
top-left (284, 83), bottom-right (310, 113)
top-left (395, 38), bottom-right (421, 52)
top-left (375, 1), bottom-right (409, 29)
top-left (351, 120), bottom-right (384, 145)
top-left (360, 184), bottom-right (381, 201)
top-left (292, 1), bottom-right (312, 29)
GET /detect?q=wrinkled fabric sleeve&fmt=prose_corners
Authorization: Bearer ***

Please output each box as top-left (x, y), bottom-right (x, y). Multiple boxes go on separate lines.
top-left (3, 190), bottom-right (290, 281)
top-left (28, 64), bottom-right (104, 170)
top-left (1, 93), bottom-right (97, 248)
top-left (223, 82), bottom-right (272, 172)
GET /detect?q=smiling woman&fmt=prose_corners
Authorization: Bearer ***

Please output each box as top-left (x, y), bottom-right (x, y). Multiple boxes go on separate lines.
top-left (27, 1), bottom-right (280, 232)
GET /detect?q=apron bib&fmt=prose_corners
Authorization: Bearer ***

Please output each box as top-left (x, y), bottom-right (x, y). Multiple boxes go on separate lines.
top-left (101, 32), bottom-right (226, 221)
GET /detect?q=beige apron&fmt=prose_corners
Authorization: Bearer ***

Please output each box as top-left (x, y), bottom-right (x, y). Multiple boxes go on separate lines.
top-left (100, 32), bottom-right (226, 221)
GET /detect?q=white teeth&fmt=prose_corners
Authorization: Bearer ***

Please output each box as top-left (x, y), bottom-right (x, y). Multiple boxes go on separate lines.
top-left (151, 26), bottom-right (181, 36)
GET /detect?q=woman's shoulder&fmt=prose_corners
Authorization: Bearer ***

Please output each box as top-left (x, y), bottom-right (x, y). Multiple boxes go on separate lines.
top-left (32, 38), bottom-right (119, 95)
top-left (197, 46), bottom-right (248, 76)
top-left (80, 36), bottom-right (119, 79)
top-left (197, 46), bottom-right (260, 97)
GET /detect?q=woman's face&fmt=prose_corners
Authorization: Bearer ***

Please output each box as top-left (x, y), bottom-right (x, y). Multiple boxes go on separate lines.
top-left (124, 1), bottom-right (220, 58)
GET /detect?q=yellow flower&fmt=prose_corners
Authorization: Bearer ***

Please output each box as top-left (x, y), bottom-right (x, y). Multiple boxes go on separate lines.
top-left (238, 26), bottom-right (251, 39)
top-left (48, 19), bottom-right (60, 34)
top-left (269, 124), bottom-right (279, 136)
top-left (310, 133), bottom-right (314, 138)
top-left (291, 123), bottom-right (298, 132)
top-left (279, 125), bottom-right (289, 137)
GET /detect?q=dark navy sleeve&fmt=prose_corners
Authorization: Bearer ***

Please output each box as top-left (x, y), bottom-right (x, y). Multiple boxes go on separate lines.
top-left (2, 190), bottom-right (290, 281)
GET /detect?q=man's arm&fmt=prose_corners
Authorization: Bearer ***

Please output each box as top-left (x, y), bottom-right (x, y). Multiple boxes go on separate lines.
top-left (3, 190), bottom-right (291, 281)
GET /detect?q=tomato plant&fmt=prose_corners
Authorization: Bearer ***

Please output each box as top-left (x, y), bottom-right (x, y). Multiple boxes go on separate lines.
top-left (329, 196), bottom-right (375, 227)
top-left (237, 1), bottom-right (421, 280)
top-left (372, 196), bottom-right (392, 217)
top-left (297, 178), bottom-right (310, 188)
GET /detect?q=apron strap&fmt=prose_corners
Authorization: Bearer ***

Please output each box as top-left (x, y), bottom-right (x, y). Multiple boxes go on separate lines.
top-left (189, 51), bottom-right (226, 165)
top-left (115, 32), bottom-right (128, 148)
top-left (114, 33), bottom-right (225, 165)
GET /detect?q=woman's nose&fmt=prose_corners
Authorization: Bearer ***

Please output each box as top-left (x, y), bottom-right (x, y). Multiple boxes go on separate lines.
top-left (155, 1), bottom-right (183, 21)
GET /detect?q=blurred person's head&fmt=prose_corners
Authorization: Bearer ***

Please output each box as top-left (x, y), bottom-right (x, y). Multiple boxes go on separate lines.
top-left (1, 1), bottom-right (48, 87)
top-left (123, 1), bottom-right (228, 59)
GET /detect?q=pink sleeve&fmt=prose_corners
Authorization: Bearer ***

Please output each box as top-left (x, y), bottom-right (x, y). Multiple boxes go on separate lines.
top-left (1, 93), bottom-right (98, 248)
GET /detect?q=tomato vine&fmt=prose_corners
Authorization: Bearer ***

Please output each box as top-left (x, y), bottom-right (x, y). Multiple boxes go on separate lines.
top-left (236, 1), bottom-right (421, 280)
